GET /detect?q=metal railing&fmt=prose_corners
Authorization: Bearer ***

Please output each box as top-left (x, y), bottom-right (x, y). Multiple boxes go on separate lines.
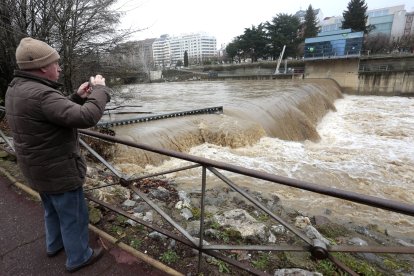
top-left (1, 125), bottom-right (413, 275)
top-left (76, 129), bottom-right (414, 275)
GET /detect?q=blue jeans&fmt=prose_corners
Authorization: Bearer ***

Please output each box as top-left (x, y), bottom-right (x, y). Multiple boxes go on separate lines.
top-left (40, 187), bottom-right (93, 269)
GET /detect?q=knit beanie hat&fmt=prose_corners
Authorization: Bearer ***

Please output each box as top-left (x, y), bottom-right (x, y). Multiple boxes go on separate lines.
top-left (16, 37), bottom-right (60, 70)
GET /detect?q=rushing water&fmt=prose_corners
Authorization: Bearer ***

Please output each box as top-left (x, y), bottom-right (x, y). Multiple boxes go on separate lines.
top-left (106, 79), bottom-right (414, 238)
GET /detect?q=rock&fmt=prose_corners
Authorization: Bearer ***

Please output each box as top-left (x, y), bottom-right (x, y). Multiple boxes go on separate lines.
top-left (314, 215), bottom-right (331, 226)
top-left (150, 186), bottom-right (170, 200)
top-left (354, 226), bottom-right (382, 243)
top-left (204, 196), bottom-right (226, 207)
top-left (215, 209), bottom-right (257, 224)
top-left (125, 219), bottom-right (137, 227)
top-left (204, 229), bottom-right (219, 238)
top-left (396, 239), bottom-right (414, 247)
top-left (274, 268), bottom-right (322, 276)
top-left (148, 231), bottom-right (168, 240)
top-left (214, 209), bottom-right (268, 242)
top-left (168, 239), bottom-right (176, 250)
top-left (268, 232), bottom-right (277, 243)
top-left (122, 199), bottom-right (136, 207)
top-left (136, 211), bottom-right (153, 223)
top-left (204, 205), bottom-right (219, 214)
top-left (181, 208), bottom-right (193, 220)
top-left (295, 216), bottom-right (311, 229)
top-left (232, 195), bottom-right (246, 206)
top-left (175, 200), bottom-right (191, 210)
top-left (348, 237), bottom-right (368, 246)
top-left (305, 225), bottom-right (330, 245)
top-left (133, 202), bottom-right (151, 213)
top-left (190, 197), bottom-right (200, 207)
top-left (271, 225), bottom-right (286, 235)
top-left (186, 221), bottom-right (200, 236)
top-left (178, 190), bottom-right (191, 204)
top-left (127, 211), bottom-right (153, 226)
top-left (132, 194), bottom-right (141, 201)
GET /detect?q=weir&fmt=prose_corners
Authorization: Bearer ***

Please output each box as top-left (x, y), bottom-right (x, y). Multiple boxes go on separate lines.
top-left (105, 80), bottom-right (343, 167)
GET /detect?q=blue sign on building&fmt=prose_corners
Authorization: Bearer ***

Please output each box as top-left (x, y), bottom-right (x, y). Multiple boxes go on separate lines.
top-left (304, 29), bottom-right (364, 59)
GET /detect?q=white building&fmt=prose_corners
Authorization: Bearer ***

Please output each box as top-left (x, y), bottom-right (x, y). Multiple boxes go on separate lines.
top-left (404, 12), bottom-right (414, 37)
top-left (367, 5), bottom-right (406, 39)
top-left (152, 35), bottom-right (171, 68)
top-left (294, 8), bottom-right (324, 23)
top-left (152, 33), bottom-right (217, 68)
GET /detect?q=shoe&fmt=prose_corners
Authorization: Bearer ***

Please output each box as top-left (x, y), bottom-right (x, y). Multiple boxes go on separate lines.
top-left (47, 247), bottom-right (64, 257)
top-left (66, 247), bottom-right (104, 273)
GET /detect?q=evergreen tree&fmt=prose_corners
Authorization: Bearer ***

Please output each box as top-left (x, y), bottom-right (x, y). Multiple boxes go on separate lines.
top-left (342, 0), bottom-right (370, 33)
top-left (238, 24), bottom-right (268, 62)
top-left (266, 13), bottom-right (301, 59)
top-left (184, 51), bottom-right (189, 67)
top-left (303, 5), bottom-right (319, 38)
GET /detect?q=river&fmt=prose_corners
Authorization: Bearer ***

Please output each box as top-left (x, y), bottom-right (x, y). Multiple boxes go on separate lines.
top-left (103, 79), bottom-right (414, 238)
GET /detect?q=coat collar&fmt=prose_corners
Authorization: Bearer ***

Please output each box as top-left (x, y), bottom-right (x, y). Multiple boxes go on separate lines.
top-left (13, 70), bottom-right (63, 89)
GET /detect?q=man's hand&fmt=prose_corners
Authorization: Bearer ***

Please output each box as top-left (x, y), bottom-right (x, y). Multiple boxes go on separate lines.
top-left (90, 74), bottom-right (106, 86)
top-left (77, 82), bottom-right (91, 99)
top-left (76, 75), bottom-right (106, 99)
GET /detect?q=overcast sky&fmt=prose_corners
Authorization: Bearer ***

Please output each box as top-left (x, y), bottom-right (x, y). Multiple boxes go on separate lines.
top-left (116, 0), bottom-right (414, 47)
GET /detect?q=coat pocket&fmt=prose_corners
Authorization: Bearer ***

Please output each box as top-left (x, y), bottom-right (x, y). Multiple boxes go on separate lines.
top-left (73, 154), bottom-right (87, 178)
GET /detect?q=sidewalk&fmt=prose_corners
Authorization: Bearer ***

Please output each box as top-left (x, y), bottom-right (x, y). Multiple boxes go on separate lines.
top-left (0, 173), bottom-right (167, 276)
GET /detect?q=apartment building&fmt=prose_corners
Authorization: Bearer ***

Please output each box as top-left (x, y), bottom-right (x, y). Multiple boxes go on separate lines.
top-left (152, 33), bottom-right (217, 68)
top-left (152, 35), bottom-right (171, 68)
top-left (404, 11), bottom-right (414, 37)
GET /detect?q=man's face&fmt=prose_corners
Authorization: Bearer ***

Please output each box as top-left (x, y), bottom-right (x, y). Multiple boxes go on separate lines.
top-left (42, 61), bottom-right (61, 81)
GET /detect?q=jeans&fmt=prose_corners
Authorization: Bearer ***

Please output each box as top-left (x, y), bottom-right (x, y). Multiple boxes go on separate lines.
top-left (40, 186), bottom-right (93, 269)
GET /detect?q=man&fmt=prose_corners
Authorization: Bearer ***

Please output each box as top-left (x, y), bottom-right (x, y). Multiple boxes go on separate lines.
top-left (5, 37), bottom-right (111, 272)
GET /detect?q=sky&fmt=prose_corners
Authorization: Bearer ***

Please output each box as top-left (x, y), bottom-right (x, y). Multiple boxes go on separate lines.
top-left (115, 0), bottom-right (414, 47)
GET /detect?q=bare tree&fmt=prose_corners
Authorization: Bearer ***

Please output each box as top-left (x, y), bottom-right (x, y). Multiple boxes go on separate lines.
top-left (51, 0), bottom-right (122, 92)
top-left (0, 0), bottom-right (139, 97)
top-left (364, 33), bottom-right (391, 54)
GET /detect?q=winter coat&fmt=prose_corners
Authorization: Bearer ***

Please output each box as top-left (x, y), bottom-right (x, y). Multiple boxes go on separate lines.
top-left (5, 70), bottom-right (111, 193)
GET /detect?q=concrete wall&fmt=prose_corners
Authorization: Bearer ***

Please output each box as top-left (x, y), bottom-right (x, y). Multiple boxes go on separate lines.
top-left (305, 55), bottom-right (414, 95)
top-left (304, 59), bottom-right (360, 93)
top-left (357, 71), bottom-right (414, 96)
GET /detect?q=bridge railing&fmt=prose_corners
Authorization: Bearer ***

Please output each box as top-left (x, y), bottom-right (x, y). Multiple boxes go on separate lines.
top-left (75, 129), bottom-right (414, 275)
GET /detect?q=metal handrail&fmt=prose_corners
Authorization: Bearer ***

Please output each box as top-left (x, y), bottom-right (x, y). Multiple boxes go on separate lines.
top-left (1, 126), bottom-right (413, 275)
top-left (79, 129), bottom-right (414, 217)
top-left (77, 129), bottom-right (414, 275)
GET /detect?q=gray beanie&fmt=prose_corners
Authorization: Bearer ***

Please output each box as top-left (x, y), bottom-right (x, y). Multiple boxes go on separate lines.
top-left (16, 37), bottom-right (60, 70)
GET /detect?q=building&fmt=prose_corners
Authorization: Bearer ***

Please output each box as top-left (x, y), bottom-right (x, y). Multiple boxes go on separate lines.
top-left (367, 5), bottom-right (406, 39)
top-left (294, 8), bottom-right (324, 23)
top-left (319, 16), bottom-right (343, 33)
top-left (304, 29), bottom-right (364, 59)
top-left (403, 11), bottom-right (414, 37)
top-left (318, 5), bottom-right (409, 40)
top-left (152, 35), bottom-right (171, 68)
top-left (152, 33), bottom-right (217, 68)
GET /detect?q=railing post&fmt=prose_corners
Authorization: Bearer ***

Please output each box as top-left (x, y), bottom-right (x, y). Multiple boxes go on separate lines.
top-left (197, 166), bottom-right (207, 273)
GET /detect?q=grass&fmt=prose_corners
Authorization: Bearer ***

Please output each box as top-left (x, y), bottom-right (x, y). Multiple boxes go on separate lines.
top-left (159, 250), bottom-right (179, 265)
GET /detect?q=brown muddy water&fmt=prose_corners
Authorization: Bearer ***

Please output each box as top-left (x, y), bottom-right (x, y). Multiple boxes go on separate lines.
top-left (103, 79), bottom-right (414, 238)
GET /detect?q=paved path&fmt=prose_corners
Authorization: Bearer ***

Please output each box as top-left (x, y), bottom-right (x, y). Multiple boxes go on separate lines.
top-left (0, 174), bottom-right (167, 276)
